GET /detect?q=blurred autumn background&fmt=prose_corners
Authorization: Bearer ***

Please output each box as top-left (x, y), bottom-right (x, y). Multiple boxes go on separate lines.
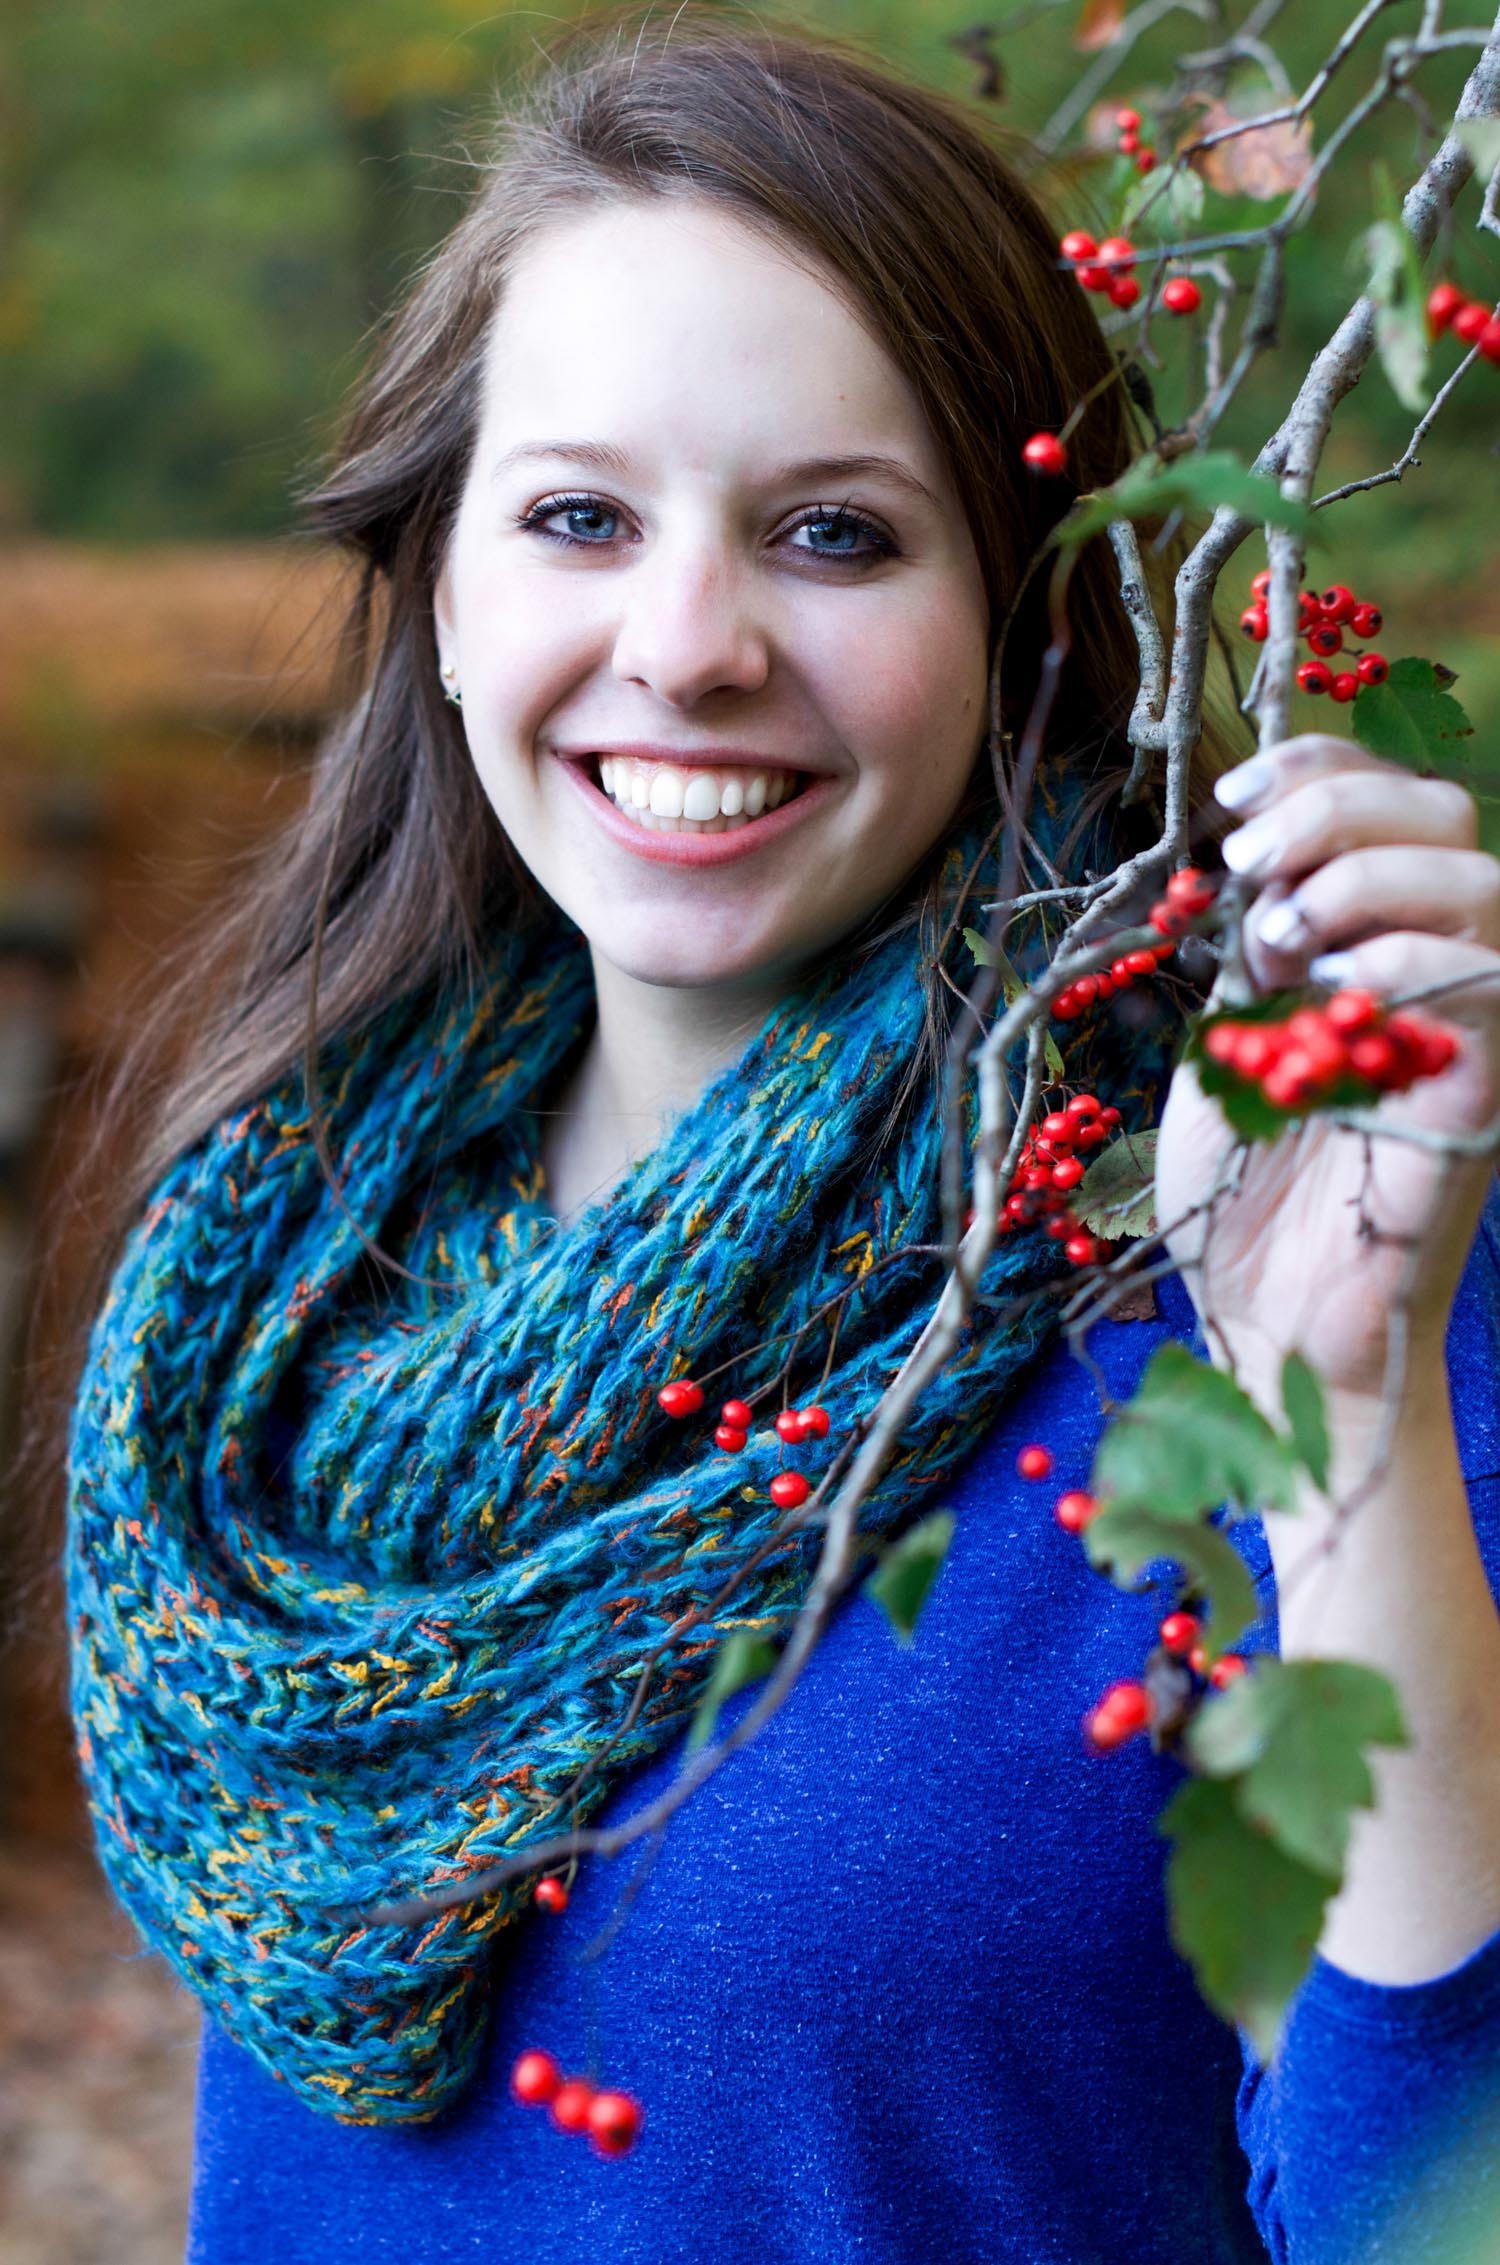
top-left (1, 0), bottom-right (1496, 2256)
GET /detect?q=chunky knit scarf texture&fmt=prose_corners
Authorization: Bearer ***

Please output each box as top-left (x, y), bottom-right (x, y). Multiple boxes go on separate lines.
top-left (65, 809), bottom-right (1170, 2126)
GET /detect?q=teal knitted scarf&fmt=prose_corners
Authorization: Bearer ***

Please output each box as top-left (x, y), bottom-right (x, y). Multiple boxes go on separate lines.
top-left (65, 807), bottom-right (1170, 2126)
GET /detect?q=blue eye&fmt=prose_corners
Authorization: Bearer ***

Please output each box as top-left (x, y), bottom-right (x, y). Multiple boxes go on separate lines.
top-left (515, 493), bottom-right (897, 564)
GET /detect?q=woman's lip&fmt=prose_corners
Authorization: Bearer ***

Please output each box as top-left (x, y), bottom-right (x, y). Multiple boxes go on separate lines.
top-left (553, 750), bottom-right (839, 867)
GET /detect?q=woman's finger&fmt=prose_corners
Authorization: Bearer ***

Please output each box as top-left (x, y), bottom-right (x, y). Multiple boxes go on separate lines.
top-left (1213, 732), bottom-right (1402, 820)
top-left (1243, 843), bottom-right (1500, 984)
top-left (1220, 768), bottom-right (1479, 892)
top-left (1307, 930), bottom-right (1500, 1026)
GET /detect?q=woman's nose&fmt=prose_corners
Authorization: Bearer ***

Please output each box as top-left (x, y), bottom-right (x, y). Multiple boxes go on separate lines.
top-left (609, 535), bottom-right (771, 706)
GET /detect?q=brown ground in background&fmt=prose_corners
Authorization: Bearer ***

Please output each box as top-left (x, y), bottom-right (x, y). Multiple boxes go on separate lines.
top-left (1, 543), bottom-right (338, 2264)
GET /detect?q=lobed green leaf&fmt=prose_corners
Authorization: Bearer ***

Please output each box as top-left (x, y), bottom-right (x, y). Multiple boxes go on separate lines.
top-left (1093, 1342), bottom-right (1300, 1522)
top-left (1075, 1126), bottom-right (1158, 1240)
top-left (1083, 1502), bottom-right (1262, 1656)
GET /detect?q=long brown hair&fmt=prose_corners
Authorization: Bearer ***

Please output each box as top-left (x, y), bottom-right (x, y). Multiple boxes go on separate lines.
top-left (15, 2), bottom-right (1240, 1644)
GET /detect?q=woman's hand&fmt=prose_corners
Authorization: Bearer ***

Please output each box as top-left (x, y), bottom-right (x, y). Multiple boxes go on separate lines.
top-left (1154, 733), bottom-right (1500, 1411)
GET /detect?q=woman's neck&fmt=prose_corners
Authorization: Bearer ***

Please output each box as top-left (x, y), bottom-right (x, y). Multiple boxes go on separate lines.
top-left (538, 953), bottom-right (777, 1226)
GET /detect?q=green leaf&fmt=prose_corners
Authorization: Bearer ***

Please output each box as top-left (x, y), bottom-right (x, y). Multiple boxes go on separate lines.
top-left (1059, 450), bottom-right (1316, 551)
top-left (1453, 120), bottom-right (1500, 177)
top-left (1158, 1773), bottom-right (1337, 2063)
top-left (1093, 1343), bottom-right (1300, 1522)
top-left (1083, 1502), bottom-right (1263, 1655)
top-left (1351, 656), bottom-right (1475, 774)
top-left (962, 928), bottom-right (1065, 1079)
top-left (1185, 1658), bottom-right (1409, 1876)
top-left (1121, 162), bottom-right (1205, 235)
top-left (1280, 1351), bottom-right (1329, 1491)
top-left (864, 1509), bottom-right (956, 1645)
top-left (687, 1630), bottom-right (779, 1751)
top-left (1075, 1126), bottom-right (1158, 1240)
top-left (1356, 171), bottom-right (1430, 414)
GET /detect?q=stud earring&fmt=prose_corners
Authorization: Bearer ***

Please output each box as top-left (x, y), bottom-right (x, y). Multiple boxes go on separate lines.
top-left (440, 661), bottom-right (463, 709)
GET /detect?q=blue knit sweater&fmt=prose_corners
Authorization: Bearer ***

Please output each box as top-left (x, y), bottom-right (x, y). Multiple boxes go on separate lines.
top-left (184, 1186), bottom-right (1500, 2265)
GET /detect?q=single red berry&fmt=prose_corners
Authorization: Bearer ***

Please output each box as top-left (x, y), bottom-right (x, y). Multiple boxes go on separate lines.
top-left (1041, 1111), bottom-right (1077, 1145)
top-left (1085, 1680), bottom-right (1153, 1751)
top-left (1065, 1093), bottom-right (1101, 1119)
top-left (1123, 947), bottom-right (1159, 977)
top-left (714, 1423), bottom-right (748, 1452)
top-left (1053, 986), bottom-right (1082, 1019)
top-left (533, 1876), bottom-right (569, 1915)
top-left (1017, 1443), bottom-right (1054, 1480)
top-left (1158, 1610), bottom-right (1200, 1653)
top-left (1073, 1119), bottom-right (1108, 1149)
top-left (1306, 621), bottom-right (1342, 658)
top-left (587, 2090), bottom-right (644, 2159)
top-left (1115, 106), bottom-right (1142, 131)
top-left (1135, 146), bottom-right (1156, 172)
top-left (1296, 659), bottom-right (1333, 695)
top-left (1023, 432), bottom-right (1067, 476)
top-left (1110, 956), bottom-right (1136, 986)
top-left (800, 1404), bottom-right (831, 1439)
top-left (1329, 672), bottom-right (1359, 704)
top-left (1348, 1031), bottom-right (1398, 1086)
top-left (1349, 602), bottom-right (1382, 638)
top-left (1064, 1233), bottom-right (1102, 1266)
top-left (657, 1379), bottom-right (704, 1416)
top-left (1324, 988), bottom-right (1380, 1035)
top-left (1044, 1210), bottom-right (1079, 1241)
top-left (1053, 1488), bottom-right (1100, 1533)
top-left (549, 2077), bottom-right (596, 2134)
top-left (1050, 1155), bottom-right (1086, 1191)
top-left (1077, 263), bottom-right (1112, 292)
top-left (1356, 652), bottom-right (1388, 686)
top-left (1118, 128), bottom-right (1140, 155)
top-left (1250, 568), bottom-right (1273, 598)
top-left (1478, 318), bottom-right (1500, 365)
top-left (1060, 228), bottom-right (1098, 261)
top-left (1299, 589), bottom-right (1322, 625)
top-left (1098, 1105), bottom-right (1123, 1129)
top-left (1097, 235), bottom-right (1135, 270)
top-left (1209, 1654), bottom-right (1249, 1688)
top-left (1187, 1643), bottom-right (1208, 1674)
top-left (775, 1407), bottom-right (807, 1443)
top-left (770, 1470), bottom-right (811, 1509)
top-left (1427, 280), bottom-right (1465, 334)
top-left (1166, 865), bottom-right (1214, 907)
top-left (1108, 274), bottom-right (1141, 310)
top-left (1454, 300), bottom-right (1489, 343)
top-left (1410, 1019), bottom-right (1458, 1076)
top-left (1149, 901), bottom-right (1191, 937)
top-left (1072, 973), bottom-right (1100, 1006)
top-left (511, 2050), bottom-right (563, 2107)
top-left (1161, 276), bottom-right (1202, 315)
top-left (720, 1398), bottom-right (753, 1429)
top-left (1203, 1023), bottom-right (1242, 1064)
top-left (1318, 584), bottom-right (1357, 624)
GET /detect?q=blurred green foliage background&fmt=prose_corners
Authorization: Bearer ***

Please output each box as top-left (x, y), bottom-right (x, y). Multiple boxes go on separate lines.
top-left (5, 0), bottom-right (1498, 707)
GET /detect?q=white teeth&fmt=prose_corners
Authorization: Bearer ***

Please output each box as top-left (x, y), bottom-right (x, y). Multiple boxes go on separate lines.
top-left (681, 773), bottom-right (721, 822)
top-left (648, 769), bottom-right (685, 818)
top-left (589, 754), bottom-right (809, 828)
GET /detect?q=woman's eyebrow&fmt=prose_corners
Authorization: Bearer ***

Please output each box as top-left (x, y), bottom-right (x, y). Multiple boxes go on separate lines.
top-left (490, 439), bottom-right (941, 511)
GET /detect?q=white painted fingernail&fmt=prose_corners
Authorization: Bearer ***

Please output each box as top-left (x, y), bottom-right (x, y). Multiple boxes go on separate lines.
top-left (1309, 951), bottom-right (1360, 987)
top-left (1214, 757), bottom-right (1274, 813)
top-left (1255, 896), bottom-right (1307, 950)
top-left (1222, 816), bottom-right (1283, 876)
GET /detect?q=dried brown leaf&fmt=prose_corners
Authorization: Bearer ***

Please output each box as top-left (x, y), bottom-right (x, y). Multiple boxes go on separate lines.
top-left (1074, 0), bottom-right (1126, 52)
top-left (1184, 97), bottom-right (1314, 200)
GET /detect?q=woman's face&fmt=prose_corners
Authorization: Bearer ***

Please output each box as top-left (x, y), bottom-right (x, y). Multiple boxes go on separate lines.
top-left (434, 197), bottom-right (991, 995)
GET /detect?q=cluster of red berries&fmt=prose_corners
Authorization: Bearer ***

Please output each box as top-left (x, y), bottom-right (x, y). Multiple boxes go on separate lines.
top-left (1202, 988), bottom-right (1459, 1111)
top-left (1017, 1455), bottom-right (1251, 1746)
top-left (978, 1094), bottom-right (1124, 1269)
top-left (1427, 281), bottom-right (1500, 363)
top-left (510, 2052), bottom-right (645, 2158)
top-left (1112, 105), bottom-right (1156, 172)
top-left (1084, 1613), bottom-right (1250, 1750)
top-left (1049, 867), bottom-right (1217, 1023)
top-left (1239, 574), bottom-right (1388, 704)
top-left (1057, 228), bottom-right (1199, 317)
top-left (657, 1385), bottom-right (830, 1511)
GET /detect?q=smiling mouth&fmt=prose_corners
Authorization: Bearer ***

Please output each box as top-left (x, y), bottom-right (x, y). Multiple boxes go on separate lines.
top-left (587, 753), bottom-right (811, 834)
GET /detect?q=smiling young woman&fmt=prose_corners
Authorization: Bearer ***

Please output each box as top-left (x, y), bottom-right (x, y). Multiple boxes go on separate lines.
top-left (52, 8), bottom-right (1500, 2264)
